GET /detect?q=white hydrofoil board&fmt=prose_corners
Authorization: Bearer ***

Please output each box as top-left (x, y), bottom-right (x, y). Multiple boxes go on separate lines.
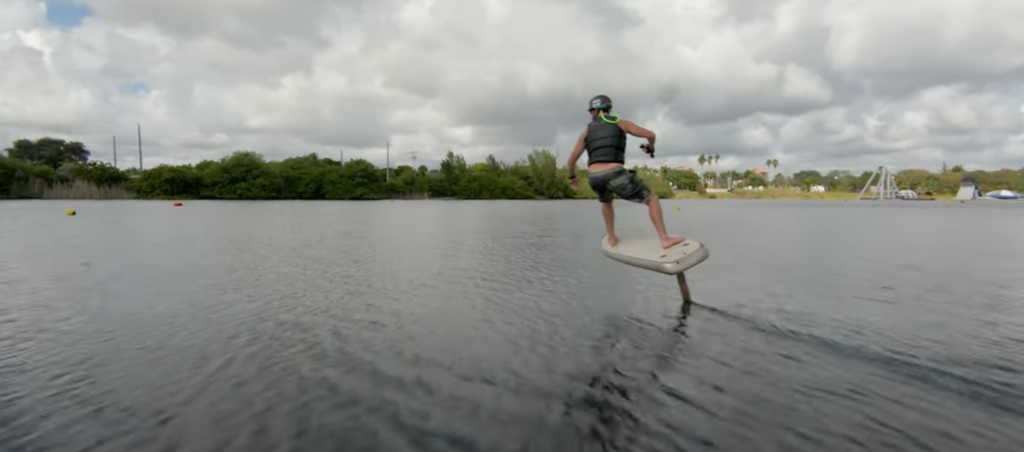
top-left (600, 235), bottom-right (710, 275)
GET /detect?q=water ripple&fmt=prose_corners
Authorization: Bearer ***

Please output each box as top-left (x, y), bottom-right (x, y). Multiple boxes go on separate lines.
top-left (1, 199), bottom-right (1023, 451)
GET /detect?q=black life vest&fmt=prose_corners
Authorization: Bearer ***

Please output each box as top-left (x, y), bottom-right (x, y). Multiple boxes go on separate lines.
top-left (585, 115), bottom-right (626, 165)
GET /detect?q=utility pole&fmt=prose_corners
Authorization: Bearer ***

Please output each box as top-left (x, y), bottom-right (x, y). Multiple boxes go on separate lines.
top-left (339, 149), bottom-right (343, 164)
top-left (408, 150), bottom-right (417, 167)
top-left (137, 122), bottom-right (143, 170)
top-left (112, 136), bottom-right (117, 168)
top-left (386, 140), bottom-right (390, 182)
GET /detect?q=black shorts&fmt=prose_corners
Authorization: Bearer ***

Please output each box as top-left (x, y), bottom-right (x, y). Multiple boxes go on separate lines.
top-left (588, 166), bottom-right (652, 204)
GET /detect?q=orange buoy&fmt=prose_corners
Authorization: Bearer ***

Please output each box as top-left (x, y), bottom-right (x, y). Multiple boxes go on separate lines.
top-left (173, 202), bottom-right (183, 207)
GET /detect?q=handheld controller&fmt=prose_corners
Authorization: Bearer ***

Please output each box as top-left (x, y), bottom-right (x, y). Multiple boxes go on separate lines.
top-left (640, 143), bottom-right (655, 158)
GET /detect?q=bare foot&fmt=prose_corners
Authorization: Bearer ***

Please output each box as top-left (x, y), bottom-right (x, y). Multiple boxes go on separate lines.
top-left (607, 234), bottom-right (618, 247)
top-left (660, 236), bottom-right (686, 249)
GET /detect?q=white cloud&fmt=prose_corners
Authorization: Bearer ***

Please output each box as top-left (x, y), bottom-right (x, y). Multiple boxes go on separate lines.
top-left (0, 0), bottom-right (42, 31)
top-left (1, 0), bottom-right (1023, 174)
top-left (824, 1), bottom-right (1024, 80)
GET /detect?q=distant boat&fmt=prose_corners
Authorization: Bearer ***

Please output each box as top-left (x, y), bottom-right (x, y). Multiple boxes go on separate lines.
top-left (984, 189), bottom-right (1021, 200)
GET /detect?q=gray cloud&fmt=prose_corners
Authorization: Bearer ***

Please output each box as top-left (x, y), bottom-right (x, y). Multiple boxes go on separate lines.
top-left (1, 0), bottom-right (1023, 175)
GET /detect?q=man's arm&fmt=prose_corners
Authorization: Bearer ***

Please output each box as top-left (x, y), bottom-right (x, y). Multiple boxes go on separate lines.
top-left (620, 120), bottom-right (656, 148)
top-left (566, 130), bottom-right (587, 178)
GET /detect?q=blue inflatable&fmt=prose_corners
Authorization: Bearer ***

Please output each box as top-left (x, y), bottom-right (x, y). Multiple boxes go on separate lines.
top-left (985, 190), bottom-right (1021, 200)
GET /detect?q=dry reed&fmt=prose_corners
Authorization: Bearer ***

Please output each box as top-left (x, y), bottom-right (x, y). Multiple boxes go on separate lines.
top-left (37, 179), bottom-right (134, 199)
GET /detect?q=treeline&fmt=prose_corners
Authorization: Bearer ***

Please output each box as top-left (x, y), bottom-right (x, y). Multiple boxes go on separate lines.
top-left (673, 163), bottom-right (1023, 195)
top-left (3, 137), bottom-right (1022, 200)
top-left (779, 165), bottom-right (1024, 195)
top-left (1, 137), bottom-right (702, 200)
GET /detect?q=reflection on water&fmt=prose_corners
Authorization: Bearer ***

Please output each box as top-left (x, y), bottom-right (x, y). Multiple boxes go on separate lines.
top-left (1, 199), bottom-right (1023, 451)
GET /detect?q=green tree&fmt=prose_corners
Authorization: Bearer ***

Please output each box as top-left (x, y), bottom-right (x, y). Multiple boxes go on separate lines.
top-left (792, 170), bottom-right (823, 190)
top-left (5, 137), bottom-right (90, 169)
top-left (132, 164), bottom-right (203, 198)
top-left (517, 149), bottom-right (573, 199)
top-left (323, 159), bottom-right (387, 199)
top-left (772, 173), bottom-right (787, 187)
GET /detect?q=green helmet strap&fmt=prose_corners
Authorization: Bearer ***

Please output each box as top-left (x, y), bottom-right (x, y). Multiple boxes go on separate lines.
top-left (598, 110), bottom-right (620, 124)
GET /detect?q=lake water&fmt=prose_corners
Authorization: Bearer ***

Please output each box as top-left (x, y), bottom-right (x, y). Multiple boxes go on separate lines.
top-left (1, 199), bottom-right (1022, 452)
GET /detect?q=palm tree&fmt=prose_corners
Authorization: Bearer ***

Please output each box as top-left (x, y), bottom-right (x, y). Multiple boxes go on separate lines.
top-left (770, 159), bottom-right (779, 186)
top-left (724, 170), bottom-right (739, 189)
top-left (697, 154), bottom-right (707, 186)
top-left (715, 154), bottom-right (721, 187)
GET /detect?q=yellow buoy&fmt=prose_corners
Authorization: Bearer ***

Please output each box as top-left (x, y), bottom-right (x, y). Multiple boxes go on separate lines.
top-left (66, 208), bottom-right (76, 216)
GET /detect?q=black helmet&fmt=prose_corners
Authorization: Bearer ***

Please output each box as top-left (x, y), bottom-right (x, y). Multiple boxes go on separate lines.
top-left (588, 95), bottom-right (612, 112)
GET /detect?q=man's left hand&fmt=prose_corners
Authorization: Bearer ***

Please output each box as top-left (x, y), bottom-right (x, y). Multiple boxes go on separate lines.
top-left (570, 177), bottom-right (580, 190)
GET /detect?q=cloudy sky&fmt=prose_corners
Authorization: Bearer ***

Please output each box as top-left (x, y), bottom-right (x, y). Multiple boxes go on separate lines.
top-left (2, 0), bottom-right (1023, 174)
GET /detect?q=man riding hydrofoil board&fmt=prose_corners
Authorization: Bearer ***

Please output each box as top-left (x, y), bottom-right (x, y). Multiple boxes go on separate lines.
top-left (566, 95), bottom-right (686, 250)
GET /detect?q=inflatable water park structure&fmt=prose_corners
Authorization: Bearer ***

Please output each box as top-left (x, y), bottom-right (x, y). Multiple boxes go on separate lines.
top-left (955, 177), bottom-right (983, 200)
top-left (858, 166), bottom-right (1021, 201)
top-left (954, 176), bottom-right (1022, 200)
top-left (857, 166), bottom-right (933, 201)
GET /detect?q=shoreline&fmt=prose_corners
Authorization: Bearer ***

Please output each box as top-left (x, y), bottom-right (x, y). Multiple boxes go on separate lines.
top-left (0, 186), bottom-right (979, 202)
top-left (2, 194), bottom-right (969, 202)
top-left (670, 188), bottom-right (957, 201)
